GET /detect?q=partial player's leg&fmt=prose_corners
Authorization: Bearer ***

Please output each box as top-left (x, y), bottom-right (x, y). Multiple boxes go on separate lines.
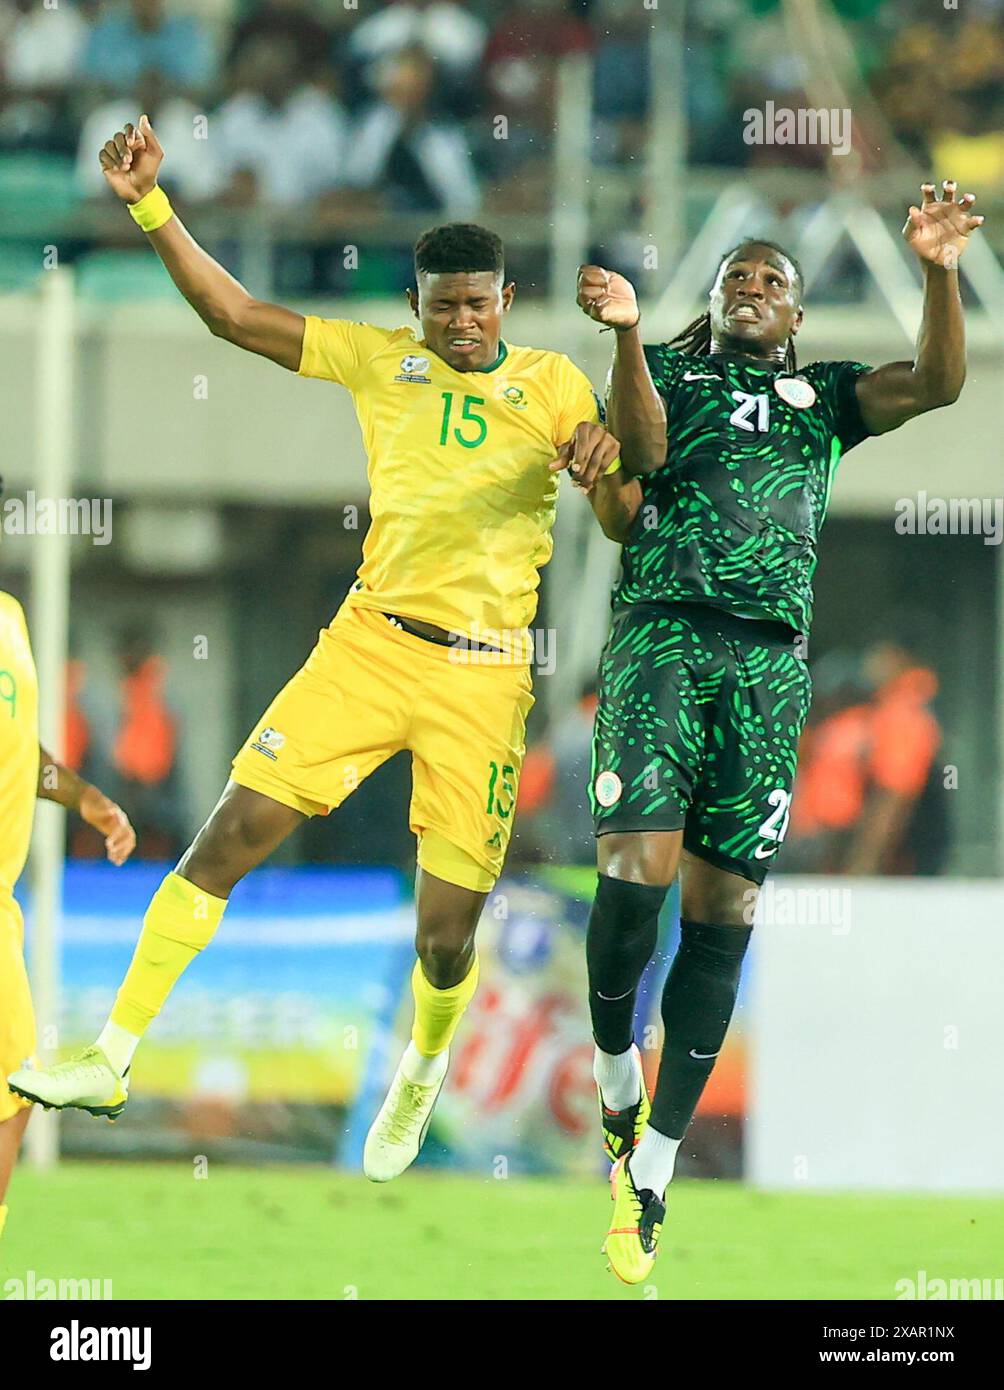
top-left (0, 1109), bottom-right (31, 1239)
top-left (8, 603), bottom-right (415, 1118)
top-left (628, 850), bottom-right (754, 1197)
top-left (0, 902), bottom-right (35, 1239)
top-left (364, 631), bottom-right (534, 1181)
top-left (606, 622), bottom-right (809, 1280)
top-left (590, 831), bottom-right (681, 1285)
top-left (590, 830), bottom-right (681, 1158)
top-left (7, 783), bottom-right (305, 1116)
top-left (586, 607), bottom-right (701, 1169)
top-left (364, 867), bottom-right (486, 1181)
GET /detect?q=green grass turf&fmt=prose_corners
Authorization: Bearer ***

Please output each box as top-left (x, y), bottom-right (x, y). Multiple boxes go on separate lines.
top-left (2, 1163), bottom-right (1000, 1300)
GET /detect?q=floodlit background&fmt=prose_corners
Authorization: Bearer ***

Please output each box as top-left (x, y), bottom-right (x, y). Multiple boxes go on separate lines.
top-left (1, 0), bottom-right (1002, 1299)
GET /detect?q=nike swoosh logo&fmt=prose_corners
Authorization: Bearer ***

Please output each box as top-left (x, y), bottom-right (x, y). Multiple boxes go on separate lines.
top-left (753, 843), bottom-right (778, 859)
top-left (682, 372), bottom-right (718, 381)
top-left (689, 1049), bottom-right (719, 1060)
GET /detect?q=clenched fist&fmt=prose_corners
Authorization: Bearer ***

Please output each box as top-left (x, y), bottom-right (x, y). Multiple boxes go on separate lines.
top-left (98, 114), bottom-right (164, 205)
top-left (576, 265), bottom-right (640, 331)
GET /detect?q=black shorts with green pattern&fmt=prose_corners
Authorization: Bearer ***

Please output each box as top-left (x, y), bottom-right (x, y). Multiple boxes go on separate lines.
top-left (590, 601), bottom-right (812, 885)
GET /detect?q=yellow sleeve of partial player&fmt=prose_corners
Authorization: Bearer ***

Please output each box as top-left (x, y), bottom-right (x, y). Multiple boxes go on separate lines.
top-left (297, 318), bottom-right (393, 388)
top-left (555, 358), bottom-right (621, 475)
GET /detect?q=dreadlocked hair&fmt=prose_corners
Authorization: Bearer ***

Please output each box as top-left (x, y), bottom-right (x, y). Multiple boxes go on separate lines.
top-left (668, 238), bottom-right (803, 373)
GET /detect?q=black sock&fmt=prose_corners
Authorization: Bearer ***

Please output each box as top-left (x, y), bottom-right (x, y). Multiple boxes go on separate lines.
top-left (649, 919), bottom-right (752, 1139)
top-left (586, 874), bottom-right (667, 1055)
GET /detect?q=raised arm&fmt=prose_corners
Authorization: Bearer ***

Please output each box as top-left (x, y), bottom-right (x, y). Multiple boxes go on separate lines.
top-left (855, 181), bottom-right (983, 436)
top-left (37, 746), bottom-right (136, 866)
top-left (576, 266), bottom-right (667, 474)
top-left (99, 116), bottom-right (305, 371)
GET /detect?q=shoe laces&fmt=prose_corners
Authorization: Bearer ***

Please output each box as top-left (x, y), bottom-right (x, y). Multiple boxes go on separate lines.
top-left (384, 1079), bottom-right (433, 1145)
top-left (55, 1049), bottom-right (107, 1085)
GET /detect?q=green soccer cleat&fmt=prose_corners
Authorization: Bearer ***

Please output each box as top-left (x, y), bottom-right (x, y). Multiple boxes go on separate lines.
top-left (598, 1043), bottom-right (651, 1163)
top-left (6, 1046), bottom-right (129, 1122)
top-left (363, 1050), bottom-right (448, 1183)
top-left (603, 1153), bottom-right (665, 1285)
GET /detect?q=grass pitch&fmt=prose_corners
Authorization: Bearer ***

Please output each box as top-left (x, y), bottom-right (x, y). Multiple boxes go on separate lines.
top-left (2, 1163), bottom-right (1000, 1300)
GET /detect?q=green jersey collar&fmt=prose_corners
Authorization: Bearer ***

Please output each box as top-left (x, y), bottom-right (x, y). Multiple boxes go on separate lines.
top-left (471, 341), bottom-right (508, 373)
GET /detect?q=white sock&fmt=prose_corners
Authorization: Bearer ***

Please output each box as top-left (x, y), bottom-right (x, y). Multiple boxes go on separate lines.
top-left (593, 1043), bottom-right (641, 1112)
top-left (630, 1125), bottom-right (682, 1199)
top-left (95, 1021), bottom-right (140, 1078)
top-left (400, 1040), bottom-right (449, 1086)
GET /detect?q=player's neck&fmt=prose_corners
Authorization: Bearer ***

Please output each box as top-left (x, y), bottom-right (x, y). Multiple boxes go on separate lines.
top-left (708, 342), bottom-right (787, 366)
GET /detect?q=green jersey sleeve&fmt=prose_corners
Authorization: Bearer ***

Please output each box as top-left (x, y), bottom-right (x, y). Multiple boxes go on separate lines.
top-left (803, 359), bottom-right (874, 454)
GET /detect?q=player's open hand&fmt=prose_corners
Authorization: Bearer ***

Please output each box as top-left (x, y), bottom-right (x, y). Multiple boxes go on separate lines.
top-left (98, 114), bottom-right (163, 205)
top-left (549, 422), bottom-right (621, 492)
top-left (79, 786), bottom-right (137, 867)
top-left (576, 266), bottom-right (640, 331)
top-left (902, 181), bottom-right (984, 269)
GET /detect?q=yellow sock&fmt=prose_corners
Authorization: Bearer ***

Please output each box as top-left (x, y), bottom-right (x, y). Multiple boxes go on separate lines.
top-left (410, 954), bottom-right (480, 1057)
top-left (110, 872), bottom-right (227, 1036)
top-left (0, 1204), bottom-right (7, 1239)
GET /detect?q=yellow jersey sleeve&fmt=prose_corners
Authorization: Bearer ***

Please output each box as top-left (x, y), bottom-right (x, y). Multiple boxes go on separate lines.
top-left (556, 358), bottom-right (621, 476)
top-left (298, 318), bottom-right (395, 389)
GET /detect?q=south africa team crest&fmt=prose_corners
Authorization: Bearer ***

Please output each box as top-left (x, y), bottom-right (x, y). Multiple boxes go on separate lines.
top-left (500, 384), bottom-right (527, 410)
top-left (773, 377), bottom-right (816, 409)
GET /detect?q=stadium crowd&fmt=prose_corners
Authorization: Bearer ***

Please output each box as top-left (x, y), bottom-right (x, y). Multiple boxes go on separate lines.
top-left (0, 0), bottom-right (1002, 216)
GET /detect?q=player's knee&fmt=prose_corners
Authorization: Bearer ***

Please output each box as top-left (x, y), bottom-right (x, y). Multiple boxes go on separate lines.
top-left (415, 915), bottom-right (476, 989)
top-left (590, 873), bottom-right (668, 947)
top-left (682, 879), bottom-right (757, 928)
top-left (178, 809), bottom-right (259, 898)
top-left (597, 832), bottom-right (680, 888)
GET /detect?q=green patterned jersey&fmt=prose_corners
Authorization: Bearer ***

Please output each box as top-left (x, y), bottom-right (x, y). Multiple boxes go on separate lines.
top-left (612, 349), bottom-right (873, 633)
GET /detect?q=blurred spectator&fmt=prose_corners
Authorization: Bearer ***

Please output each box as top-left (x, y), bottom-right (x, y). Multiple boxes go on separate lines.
top-left (592, 0), bottom-right (651, 166)
top-left (107, 626), bottom-right (184, 861)
top-left (785, 650), bottom-right (873, 872)
top-left (345, 46), bottom-right (480, 215)
top-left (226, 0), bottom-right (334, 91)
top-left (2, 0), bottom-right (91, 91)
top-left (0, 0), bottom-right (97, 152)
top-left (347, 0), bottom-right (488, 88)
top-left (786, 638), bottom-right (947, 876)
top-left (215, 35), bottom-right (347, 206)
top-left (76, 73), bottom-right (220, 201)
top-left (514, 683), bottom-right (598, 866)
top-left (81, 0), bottom-right (216, 94)
top-left (482, 0), bottom-right (590, 198)
top-left (485, 0), bottom-right (591, 130)
top-left (843, 639), bottom-right (945, 875)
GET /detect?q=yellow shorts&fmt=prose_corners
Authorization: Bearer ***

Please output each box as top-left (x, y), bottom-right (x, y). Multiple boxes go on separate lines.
top-left (231, 601), bottom-right (535, 891)
top-left (0, 896), bottom-right (35, 1121)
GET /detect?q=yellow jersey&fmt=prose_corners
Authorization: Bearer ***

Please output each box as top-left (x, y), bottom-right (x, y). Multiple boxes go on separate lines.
top-left (298, 319), bottom-right (606, 643)
top-left (0, 592), bottom-right (39, 900)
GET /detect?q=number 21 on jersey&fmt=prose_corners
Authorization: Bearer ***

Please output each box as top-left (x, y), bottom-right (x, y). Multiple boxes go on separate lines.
top-left (729, 391), bottom-right (770, 434)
